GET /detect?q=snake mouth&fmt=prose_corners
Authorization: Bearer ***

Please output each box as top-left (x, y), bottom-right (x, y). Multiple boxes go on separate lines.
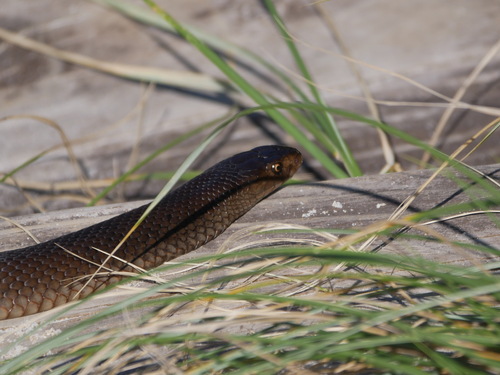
top-left (286, 149), bottom-right (303, 178)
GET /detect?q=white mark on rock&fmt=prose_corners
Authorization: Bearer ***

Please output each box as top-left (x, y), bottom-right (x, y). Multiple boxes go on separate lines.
top-left (332, 201), bottom-right (343, 209)
top-left (302, 209), bottom-right (317, 218)
top-left (376, 203), bottom-right (386, 209)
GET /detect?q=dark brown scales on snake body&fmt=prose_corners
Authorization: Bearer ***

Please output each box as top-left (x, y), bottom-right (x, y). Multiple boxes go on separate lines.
top-left (0, 146), bottom-right (302, 320)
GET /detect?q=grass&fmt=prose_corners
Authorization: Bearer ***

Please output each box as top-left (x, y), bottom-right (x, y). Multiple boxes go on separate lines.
top-left (0, 1), bottom-right (500, 374)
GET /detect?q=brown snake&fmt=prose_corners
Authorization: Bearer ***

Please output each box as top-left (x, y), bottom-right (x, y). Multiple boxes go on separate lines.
top-left (0, 145), bottom-right (302, 320)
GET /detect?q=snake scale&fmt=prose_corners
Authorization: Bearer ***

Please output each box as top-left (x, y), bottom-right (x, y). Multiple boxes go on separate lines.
top-left (0, 145), bottom-right (302, 320)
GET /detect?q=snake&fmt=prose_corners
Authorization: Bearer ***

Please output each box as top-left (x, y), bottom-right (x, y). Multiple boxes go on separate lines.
top-left (0, 145), bottom-right (302, 320)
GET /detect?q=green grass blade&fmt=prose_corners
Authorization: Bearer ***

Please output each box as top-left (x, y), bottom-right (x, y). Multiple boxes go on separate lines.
top-left (263, 0), bottom-right (362, 177)
top-left (87, 110), bottom-right (231, 206)
top-left (142, 0), bottom-right (348, 178)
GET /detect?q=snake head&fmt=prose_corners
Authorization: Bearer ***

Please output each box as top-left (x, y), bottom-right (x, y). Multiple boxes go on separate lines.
top-left (247, 145), bottom-right (302, 182)
top-left (212, 145), bottom-right (302, 201)
top-left (194, 145), bottom-right (302, 206)
top-left (218, 145), bottom-right (302, 181)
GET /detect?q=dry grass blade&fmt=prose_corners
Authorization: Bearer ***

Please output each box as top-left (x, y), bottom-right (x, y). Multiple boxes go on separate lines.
top-left (0, 83), bottom-right (159, 212)
top-left (0, 26), bottom-right (228, 93)
top-left (0, 175), bottom-right (46, 214)
top-left (314, 3), bottom-right (398, 174)
top-left (391, 117), bottom-right (500, 220)
top-left (0, 115), bottom-right (94, 199)
top-left (356, 117), bottom-right (500, 253)
top-left (0, 215), bottom-right (40, 244)
top-left (420, 38), bottom-right (500, 167)
top-left (269, 28), bottom-right (500, 118)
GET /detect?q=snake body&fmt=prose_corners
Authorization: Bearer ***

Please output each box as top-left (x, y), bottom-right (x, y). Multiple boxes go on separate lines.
top-left (0, 145), bottom-right (302, 320)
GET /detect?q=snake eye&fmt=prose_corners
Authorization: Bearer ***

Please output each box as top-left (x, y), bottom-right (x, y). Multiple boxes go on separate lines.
top-left (271, 162), bottom-right (283, 175)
